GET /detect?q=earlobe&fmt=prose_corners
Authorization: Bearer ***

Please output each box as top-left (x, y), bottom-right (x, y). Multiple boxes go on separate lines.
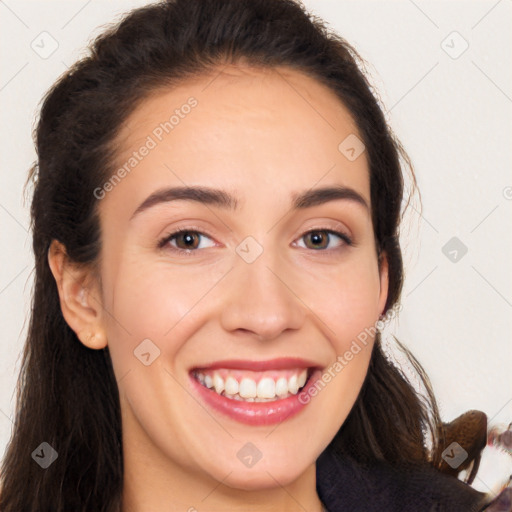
top-left (378, 250), bottom-right (389, 316)
top-left (47, 240), bottom-right (107, 350)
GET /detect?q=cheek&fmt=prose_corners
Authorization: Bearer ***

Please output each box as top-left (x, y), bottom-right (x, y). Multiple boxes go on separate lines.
top-left (301, 255), bottom-right (382, 343)
top-left (328, 279), bottom-right (380, 357)
top-left (321, 346), bottom-right (373, 437)
top-left (105, 253), bottom-right (210, 331)
top-left (299, 254), bottom-right (380, 414)
top-left (101, 255), bottom-right (226, 375)
top-left (305, 283), bottom-right (378, 433)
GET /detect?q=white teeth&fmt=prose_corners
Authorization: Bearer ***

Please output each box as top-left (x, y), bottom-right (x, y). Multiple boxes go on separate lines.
top-left (298, 369), bottom-right (307, 388)
top-left (275, 377), bottom-right (288, 397)
top-left (288, 374), bottom-right (298, 394)
top-left (257, 377), bottom-right (276, 399)
top-left (195, 368), bottom-right (311, 402)
top-left (213, 374), bottom-right (224, 394)
top-left (224, 376), bottom-right (239, 395)
top-left (239, 378), bottom-right (257, 398)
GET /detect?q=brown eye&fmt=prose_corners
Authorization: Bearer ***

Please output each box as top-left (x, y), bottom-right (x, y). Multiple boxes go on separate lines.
top-left (174, 231), bottom-right (201, 250)
top-left (304, 231), bottom-right (330, 250)
top-left (158, 229), bottom-right (216, 254)
top-left (299, 229), bottom-right (352, 251)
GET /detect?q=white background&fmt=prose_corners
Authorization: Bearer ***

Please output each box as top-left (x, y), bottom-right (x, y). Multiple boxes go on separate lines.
top-left (1, 0), bottom-right (511, 495)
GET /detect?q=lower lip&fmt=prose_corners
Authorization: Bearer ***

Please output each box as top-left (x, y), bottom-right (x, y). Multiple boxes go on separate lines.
top-left (189, 369), bottom-right (322, 426)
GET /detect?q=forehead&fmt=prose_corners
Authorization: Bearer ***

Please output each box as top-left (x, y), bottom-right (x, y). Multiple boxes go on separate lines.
top-left (105, 64), bottom-right (370, 215)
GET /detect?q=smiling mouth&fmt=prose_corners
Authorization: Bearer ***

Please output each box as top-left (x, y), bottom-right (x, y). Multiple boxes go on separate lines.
top-left (191, 367), bottom-right (313, 402)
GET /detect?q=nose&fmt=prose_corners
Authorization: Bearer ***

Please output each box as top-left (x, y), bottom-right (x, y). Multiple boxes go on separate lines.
top-left (219, 248), bottom-right (305, 341)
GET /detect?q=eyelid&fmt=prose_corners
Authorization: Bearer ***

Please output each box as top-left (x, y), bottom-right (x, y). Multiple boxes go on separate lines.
top-left (299, 222), bottom-right (352, 240)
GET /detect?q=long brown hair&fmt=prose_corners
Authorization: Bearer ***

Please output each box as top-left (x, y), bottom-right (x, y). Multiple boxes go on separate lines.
top-left (0, 0), bottom-right (442, 510)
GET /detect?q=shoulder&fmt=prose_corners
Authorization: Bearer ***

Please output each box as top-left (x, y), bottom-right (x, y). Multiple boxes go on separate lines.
top-left (316, 449), bottom-right (488, 512)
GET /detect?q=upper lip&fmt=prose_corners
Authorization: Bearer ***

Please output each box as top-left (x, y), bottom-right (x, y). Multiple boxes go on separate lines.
top-left (191, 357), bottom-right (322, 372)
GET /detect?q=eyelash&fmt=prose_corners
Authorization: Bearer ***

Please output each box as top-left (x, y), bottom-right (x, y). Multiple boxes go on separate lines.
top-left (157, 226), bottom-right (353, 256)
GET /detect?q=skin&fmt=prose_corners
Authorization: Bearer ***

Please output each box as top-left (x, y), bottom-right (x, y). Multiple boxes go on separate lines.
top-left (48, 64), bottom-right (388, 512)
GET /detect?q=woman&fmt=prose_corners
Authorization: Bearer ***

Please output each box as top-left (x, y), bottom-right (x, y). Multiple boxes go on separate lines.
top-left (0, 0), bottom-right (507, 510)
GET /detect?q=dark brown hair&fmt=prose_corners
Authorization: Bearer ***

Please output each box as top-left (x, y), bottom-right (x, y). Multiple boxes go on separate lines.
top-left (0, 0), bottom-right (442, 510)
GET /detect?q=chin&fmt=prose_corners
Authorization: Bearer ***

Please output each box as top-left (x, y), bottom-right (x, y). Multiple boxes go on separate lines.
top-left (221, 466), bottom-right (306, 491)
top-left (207, 452), bottom-right (316, 491)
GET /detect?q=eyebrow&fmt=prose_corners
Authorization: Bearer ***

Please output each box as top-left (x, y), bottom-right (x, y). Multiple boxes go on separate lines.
top-left (130, 184), bottom-right (369, 220)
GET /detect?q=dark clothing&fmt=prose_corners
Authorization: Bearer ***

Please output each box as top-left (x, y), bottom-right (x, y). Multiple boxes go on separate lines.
top-left (316, 449), bottom-right (488, 511)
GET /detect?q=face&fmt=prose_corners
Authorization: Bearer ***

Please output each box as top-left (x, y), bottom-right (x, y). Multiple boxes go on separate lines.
top-left (76, 65), bottom-right (388, 494)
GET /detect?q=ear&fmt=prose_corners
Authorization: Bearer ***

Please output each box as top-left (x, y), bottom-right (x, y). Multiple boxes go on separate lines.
top-left (47, 239), bottom-right (107, 350)
top-left (377, 250), bottom-right (389, 317)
